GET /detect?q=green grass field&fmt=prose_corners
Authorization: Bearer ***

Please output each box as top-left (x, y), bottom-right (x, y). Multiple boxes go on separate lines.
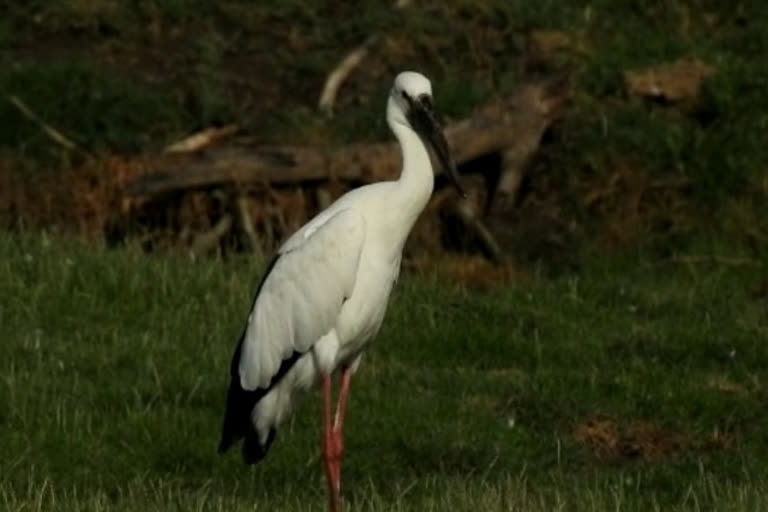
top-left (1, 232), bottom-right (766, 511)
top-left (1, 4), bottom-right (768, 508)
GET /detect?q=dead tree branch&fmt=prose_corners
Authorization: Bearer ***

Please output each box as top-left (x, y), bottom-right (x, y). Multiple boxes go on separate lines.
top-left (189, 214), bottom-right (233, 255)
top-left (317, 0), bottom-right (412, 115)
top-left (124, 80), bottom-right (569, 199)
top-left (9, 95), bottom-right (91, 157)
top-left (165, 125), bottom-right (239, 153)
top-left (318, 35), bottom-right (379, 115)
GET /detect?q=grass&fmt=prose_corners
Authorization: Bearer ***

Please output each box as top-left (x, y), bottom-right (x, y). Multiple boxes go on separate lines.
top-left (0, 232), bottom-right (766, 510)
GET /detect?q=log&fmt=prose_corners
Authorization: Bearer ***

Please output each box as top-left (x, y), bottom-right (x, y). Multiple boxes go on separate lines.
top-left (123, 79), bottom-right (569, 199)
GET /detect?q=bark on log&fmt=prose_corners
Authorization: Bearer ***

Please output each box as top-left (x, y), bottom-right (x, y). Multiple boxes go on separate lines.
top-left (123, 79), bottom-right (569, 199)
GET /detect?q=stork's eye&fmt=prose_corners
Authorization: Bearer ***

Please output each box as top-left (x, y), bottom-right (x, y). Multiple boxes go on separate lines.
top-left (401, 90), bottom-right (409, 100)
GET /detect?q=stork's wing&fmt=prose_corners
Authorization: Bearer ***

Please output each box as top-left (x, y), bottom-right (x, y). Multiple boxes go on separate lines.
top-left (238, 207), bottom-right (365, 391)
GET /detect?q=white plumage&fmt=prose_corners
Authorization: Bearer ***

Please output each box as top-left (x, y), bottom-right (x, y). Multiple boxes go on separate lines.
top-left (218, 71), bottom-right (464, 512)
top-left (242, 208), bottom-right (366, 437)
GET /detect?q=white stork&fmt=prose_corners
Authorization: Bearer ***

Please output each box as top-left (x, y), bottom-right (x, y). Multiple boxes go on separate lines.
top-left (218, 71), bottom-right (465, 512)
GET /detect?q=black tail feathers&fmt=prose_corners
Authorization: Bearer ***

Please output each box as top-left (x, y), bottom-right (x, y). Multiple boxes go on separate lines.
top-left (218, 371), bottom-right (278, 464)
top-left (218, 337), bottom-right (265, 462)
top-left (242, 428), bottom-right (276, 464)
top-left (218, 255), bottom-right (302, 465)
top-left (218, 334), bottom-right (301, 464)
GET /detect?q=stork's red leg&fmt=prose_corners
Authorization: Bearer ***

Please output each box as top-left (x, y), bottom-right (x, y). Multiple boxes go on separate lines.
top-left (322, 375), bottom-right (342, 512)
top-left (321, 368), bottom-right (353, 512)
top-left (333, 367), bottom-right (353, 440)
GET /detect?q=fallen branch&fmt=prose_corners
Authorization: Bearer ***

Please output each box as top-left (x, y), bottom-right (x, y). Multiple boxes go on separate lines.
top-left (189, 214), bottom-right (232, 255)
top-left (317, 0), bottom-right (411, 115)
top-left (318, 35), bottom-right (379, 115)
top-left (450, 198), bottom-right (505, 263)
top-left (8, 95), bottom-right (91, 157)
top-left (124, 80), bottom-right (569, 199)
top-left (164, 124), bottom-right (239, 153)
top-left (236, 194), bottom-right (263, 258)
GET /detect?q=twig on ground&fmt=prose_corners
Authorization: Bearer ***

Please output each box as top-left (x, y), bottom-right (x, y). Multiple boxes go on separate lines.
top-left (164, 125), bottom-right (239, 153)
top-left (8, 95), bottom-right (91, 157)
top-left (451, 198), bottom-right (506, 264)
top-left (318, 35), bottom-right (379, 116)
top-left (496, 148), bottom-right (529, 209)
top-left (316, 188), bottom-right (333, 210)
top-left (236, 195), bottom-right (263, 258)
top-left (317, 0), bottom-right (412, 115)
top-left (189, 214), bottom-right (232, 255)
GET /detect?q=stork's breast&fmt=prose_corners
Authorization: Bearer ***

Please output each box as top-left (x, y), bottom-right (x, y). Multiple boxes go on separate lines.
top-left (335, 260), bottom-right (398, 352)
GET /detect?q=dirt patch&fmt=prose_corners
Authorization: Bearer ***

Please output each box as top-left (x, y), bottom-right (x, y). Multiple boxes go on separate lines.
top-left (705, 375), bottom-right (751, 395)
top-left (527, 30), bottom-right (573, 59)
top-left (573, 417), bottom-right (733, 463)
top-left (408, 255), bottom-right (525, 291)
top-left (579, 161), bottom-right (694, 250)
top-left (625, 58), bottom-right (715, 106)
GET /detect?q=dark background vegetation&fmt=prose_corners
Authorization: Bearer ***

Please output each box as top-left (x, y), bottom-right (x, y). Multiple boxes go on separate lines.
top-left (1, 1), bottom-right (767, 510)
top-left (1, 0), bottom-right (766, 261)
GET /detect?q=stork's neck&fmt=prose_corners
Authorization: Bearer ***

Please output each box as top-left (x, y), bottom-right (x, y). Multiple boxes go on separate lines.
top-left (388, 105), bottom-right (434, 219)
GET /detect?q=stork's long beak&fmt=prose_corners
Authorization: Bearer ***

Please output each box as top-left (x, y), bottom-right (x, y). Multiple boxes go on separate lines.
top-left (407, 94), bottom-right (467, 198)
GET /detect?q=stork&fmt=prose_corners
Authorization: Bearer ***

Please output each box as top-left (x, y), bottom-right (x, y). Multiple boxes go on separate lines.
top-left (218, 71), bottom-right (465, 512)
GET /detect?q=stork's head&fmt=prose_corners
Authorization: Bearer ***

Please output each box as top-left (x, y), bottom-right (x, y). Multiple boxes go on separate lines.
top-left (388, 71), bottom-right (466, 198)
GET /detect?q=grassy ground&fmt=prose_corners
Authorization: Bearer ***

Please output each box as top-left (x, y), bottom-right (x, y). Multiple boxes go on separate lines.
top-left (1, 232), bottom-right (766, 511)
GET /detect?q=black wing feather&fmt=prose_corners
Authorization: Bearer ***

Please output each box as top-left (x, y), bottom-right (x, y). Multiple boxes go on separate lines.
top-left (217, 256), bottom-right (304, 464)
